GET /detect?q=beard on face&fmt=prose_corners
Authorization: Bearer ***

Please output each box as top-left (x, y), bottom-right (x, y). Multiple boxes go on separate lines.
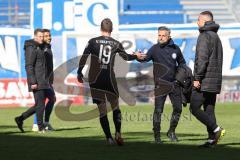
top-left (158, 39), bottom-right (168, 44)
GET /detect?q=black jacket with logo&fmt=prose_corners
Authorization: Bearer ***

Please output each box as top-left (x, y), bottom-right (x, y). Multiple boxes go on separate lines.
top-left (194, 21), bottom-right (223, 93)
top-left (24, 39), bottom-right (50, 91)
top-left (143, 39), bottom-right (186, 83)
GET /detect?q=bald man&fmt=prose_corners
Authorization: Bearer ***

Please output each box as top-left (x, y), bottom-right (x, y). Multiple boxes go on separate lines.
top-left (190, 11), bottom-right (225, 148)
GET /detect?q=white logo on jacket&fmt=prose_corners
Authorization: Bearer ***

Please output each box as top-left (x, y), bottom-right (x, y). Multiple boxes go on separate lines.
top-left (172, 53), bottom-right (177, 59)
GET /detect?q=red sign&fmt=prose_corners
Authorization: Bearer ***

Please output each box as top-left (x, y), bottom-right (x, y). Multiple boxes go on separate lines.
top-left (0, 78), bottom-right (84, 107)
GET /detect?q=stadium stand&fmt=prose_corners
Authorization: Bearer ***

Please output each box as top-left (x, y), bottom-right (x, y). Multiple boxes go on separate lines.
top-left (119, 0), bottom-right (238, 24)
top-left (227, 0), bottom-right (240, 22)
top-left (119, 0), bottom-right (187, 24)
top-left (180, 0), bottom-right (238, 23)
top-left (0, 0), bottom-right (238, 27)
top-left (0, 0), bottom-right (30, 27)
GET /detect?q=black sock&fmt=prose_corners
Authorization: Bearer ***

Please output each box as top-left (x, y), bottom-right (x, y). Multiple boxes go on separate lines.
top-left (113, 109), bottom-right (121, 133)
top-left (100, 115), bottom-right (112, 138)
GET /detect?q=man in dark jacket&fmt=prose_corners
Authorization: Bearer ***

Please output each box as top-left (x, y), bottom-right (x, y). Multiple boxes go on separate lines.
top-left (190, 11), bottom-right (225, 147)
top-left (15, 28), bottom-right (52, 133)
top-left (42, 29), bottom-right (56, 130)
top-left (32, 29), bottom-right (56, 132)
top-left (137, 26), bottom-right (186, 143)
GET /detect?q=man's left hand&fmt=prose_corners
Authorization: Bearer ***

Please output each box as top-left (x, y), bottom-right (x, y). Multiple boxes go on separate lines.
top-left (193, 80), bottom-right (201, 89)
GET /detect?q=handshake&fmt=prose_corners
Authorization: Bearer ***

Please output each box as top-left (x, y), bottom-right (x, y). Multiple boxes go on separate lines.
top-left (133, 51), bottom-right (147, 60)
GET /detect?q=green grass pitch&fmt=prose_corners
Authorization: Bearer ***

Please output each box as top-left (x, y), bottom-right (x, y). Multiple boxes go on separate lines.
top-left (0, 103), bottom-right (239, 160)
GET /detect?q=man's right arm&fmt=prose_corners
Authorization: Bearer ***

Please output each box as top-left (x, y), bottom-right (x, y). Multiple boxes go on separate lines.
top-left (136, 46), bottom-right (154, 63)
top-left (25, 46), bottom-right (37, 86)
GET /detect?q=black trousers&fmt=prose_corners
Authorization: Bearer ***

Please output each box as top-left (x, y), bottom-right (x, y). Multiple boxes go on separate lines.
top-left (44, 87), bottom-right (56, 122)
top-left (190, 89), bottom-right (217, 139)
top-left (21, 89), bottom-right (48, 130)
top-left (153, 83), bottom-right (182, 133)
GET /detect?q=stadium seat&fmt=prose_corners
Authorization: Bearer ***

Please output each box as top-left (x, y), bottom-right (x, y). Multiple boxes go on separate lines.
top-left (119, 0), bottom-right (185, 24)
top-left (0, 0), bottom-right (30, 27)
top-left (120, 14), bottom-right (184, 24)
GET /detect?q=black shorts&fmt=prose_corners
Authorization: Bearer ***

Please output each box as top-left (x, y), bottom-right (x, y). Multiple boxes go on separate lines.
top-left (89, 76), bottom-right (119, 104)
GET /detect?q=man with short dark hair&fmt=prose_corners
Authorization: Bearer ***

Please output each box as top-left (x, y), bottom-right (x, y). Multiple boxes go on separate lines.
top-left (137, 26), bottom-right (186, 143)
top-left (190, 11), bottom-right (225, 147)
top-left (77, 18), bottom-right (142, 145)
top-left (42, 29), bottom-right (56, 130)
top-left (15, 28), bottom-right (52, 133)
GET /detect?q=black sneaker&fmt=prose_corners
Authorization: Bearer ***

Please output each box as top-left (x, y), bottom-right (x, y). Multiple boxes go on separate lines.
top-left (154, 131), bottom-right (163, 144)
top-left (213, 127), bottom-right (226, 144)
top-left (207, 133), bottom-right (215, 140)
top-left (154, 136), bottom-right (163, 144)
top-left (167, 131), bottom-right (178, 142)
top-left (115, 132), bottom-right (124, 146)
top-left (199, 141), bottom-right (215, 148)
top-left (14, 116), bottom-right (24, 133)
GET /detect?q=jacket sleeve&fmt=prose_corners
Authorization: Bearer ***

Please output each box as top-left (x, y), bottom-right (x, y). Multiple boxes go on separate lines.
top-left (194, 33), bottom-right (211, 81)
top-left (49, 72), bottom-right (54, 84)
top-left (48, 48), bottom-right (54, 84)
top-left (117, 43), bottom-right (137, 61)
top-left (25, 46), bottom-right (37, 85)
top-left (77, 41), bottom-right (91, 77)
top-left (176, 46), bottom-right (186, 65)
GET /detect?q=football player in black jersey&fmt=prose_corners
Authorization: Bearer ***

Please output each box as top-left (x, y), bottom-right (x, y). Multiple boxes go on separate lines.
top-left (77, 18), bottom-right (142, 145)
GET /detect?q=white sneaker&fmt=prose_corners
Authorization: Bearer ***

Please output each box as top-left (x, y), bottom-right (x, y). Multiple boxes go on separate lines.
top-left (32, 124), bottom-right (39, 132)
top-left (107, 138), bottom-right (115, 145)
top-left (38, 129), bottom-right (47, 134)
top-left (44, 122), bottom-right (55, 131)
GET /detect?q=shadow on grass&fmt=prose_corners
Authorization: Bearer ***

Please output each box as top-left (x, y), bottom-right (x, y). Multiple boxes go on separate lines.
top-left (0, 125), bottom-right (19, 129)
top-left (124, 131), bottom-right (207, 141)
top-left (0, 131), bottom-right (239, 160)
top-left (2, 131), bottom-right (32, 135)
top-left (1, 126), bottom-right (91, 135)
top-left (55, 127), bottom-right (91, 132)
top-left (124, 131), bottom-right (205, 137)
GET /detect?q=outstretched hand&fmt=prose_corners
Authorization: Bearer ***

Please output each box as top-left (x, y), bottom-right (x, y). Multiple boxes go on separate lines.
top-left (134, 52), bottom-right (146, 60)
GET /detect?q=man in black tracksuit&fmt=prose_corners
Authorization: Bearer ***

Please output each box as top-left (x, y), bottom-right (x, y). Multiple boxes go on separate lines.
top-left (138, 26), bottom-right (186, 143)
top-left (77, 18), bottom-right (142, 145)
top-left (190, 11), bottom-right (225, 147)
top-left (15, 28), bottom-right (52, 133)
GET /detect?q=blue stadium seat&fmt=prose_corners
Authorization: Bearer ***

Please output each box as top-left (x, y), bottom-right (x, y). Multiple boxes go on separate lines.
top-left (120, 14), bottom-right (184, 24)
top-left (119, 0), bottom-right (185, 24)
top-left (0, 0), bottom-right (30, 27)
top-left (124, 4), bottom-right (183, 11)
top-left (124, 0), bottom-right (182, 11)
